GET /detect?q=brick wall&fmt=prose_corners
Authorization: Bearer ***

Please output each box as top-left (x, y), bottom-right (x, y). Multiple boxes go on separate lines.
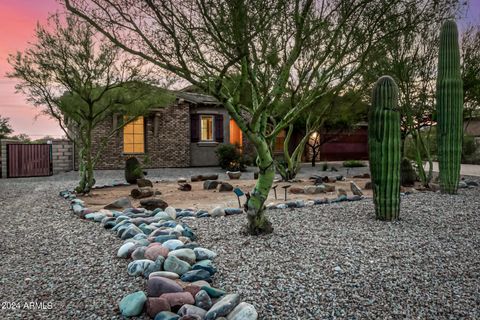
top-left (51, 140), bottom-right (74, 174)
top-left (90, 102), bottom-right (191, 169)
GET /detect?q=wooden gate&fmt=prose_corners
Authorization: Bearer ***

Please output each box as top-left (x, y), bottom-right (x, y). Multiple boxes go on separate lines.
top-left (7, 144), bottom-right (52, 178)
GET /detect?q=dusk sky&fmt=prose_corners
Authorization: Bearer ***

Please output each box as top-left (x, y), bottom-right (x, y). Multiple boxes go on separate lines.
top-left (0, 0), bottom-right (479, 139)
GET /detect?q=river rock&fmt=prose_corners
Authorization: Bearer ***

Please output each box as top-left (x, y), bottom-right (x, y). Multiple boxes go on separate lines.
top-left (132, 246), bottom-right (148, 260)
top-left (141, 199), bottom-right (169, 211)
top-left (117, 242), bottom-right (137, 258)
top-left (201, 286), bottom-right (225, 298)
top-left (137, 178), bottom-right (154, 188)
top-left (194, 247), bottom-right (217, 261)
top-left (192, 260), bottom-right (217, 275)
top-left (128, 257), bottom-right (163, 277)
top-left (178, 304), bottom-right (207, 318)
top-left (180, 269), bottom-right (211, 282)
top-left (119, 291), bottom-right (147, 317)
top-left (195, 290), bottom-right (213, 310)
top-left (224, 208), bottom-right (243, 215)
top-left (121, 225), bottom-right (143, 240)
top-left (210, 207), bottom-right (225, 218)
top-left (145, 245), bottom-right (170, 260)
top-left (163, 239), bottom-right (185, 251)
top-left (168, 248), bottom-right (196, 264)
top-left (226, 302), bottom-right (258, 320)
top-left (154, 311), bottom-right (181, 320)
top-left (203, 180), bottom-right (220, 190)
top-left (184, 284), bottom-right (202, 297)
top-left (104, 197), bottom-right (132, 210)
top-left (146, 297), bottom-right (171, 317)
top-left (165, 206), bottom-right (177, 219)
top-left (350, 181), bottom-right (363, 196)
top-left (149, 271), bottom-right (180, 280)
top-left (161, 292), bottom-right (195, 309)
top-left (337, 188), bottom-right (347, 197)
top-left (147, 277), bottom-right (184, 297)
top-left (289, 187), bottom-right (304, 194)
top-left (304, 185), bottom-right (325, 194)
top-left (204, 294), bottom-right (240, 320)
top-left (163, 255), bottom-right (191, 275)
top-left (218, 182), bottom-right (234, 192)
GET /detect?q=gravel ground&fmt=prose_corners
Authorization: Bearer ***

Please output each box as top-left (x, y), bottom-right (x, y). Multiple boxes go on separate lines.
top-left (0, 168), bottom-right (478, 319)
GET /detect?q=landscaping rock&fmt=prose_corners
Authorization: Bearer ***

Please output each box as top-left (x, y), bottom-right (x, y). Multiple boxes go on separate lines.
top-left (168, 248), bottom-right (196, 265)
top-left (131, 187), bottom-right (154, 199)
top-left (178, 304), bottom-right (207, 318)
top-left (163, 239), bottom-right (185, 251)
top-left (161, 292), bottom-right (195, 309)
top-left (104, 197), bottom-right (132, 210)
top-left (203, 180), bottom-right (220, 190)
top-left (218, 182), bottom-right (234, 192)
top-left (146, 277), bottom-right (184, 297)
top-left (202, 174), bottom-right (219, 181)
top-left (289, 187), bottom-right (304, 194)
top-left (146, 297), bottom-right (171, 318)
top-left (149, 271), bottom-right (180, 280)
top-left (194, 247), bottom-right (217, 261)
top-left (337, 188), bottom-right (347, 197)
top-left (137, 178), bottom-right (154, 188)
top-left (459, 181), bottom-right (468, 188)
top-left (145, 246), bottom-right (170, 260)
top-left (224, 208), bottom-right (243, 215)
top-left (195, 290), bottom-right (213, 310)
top-left (163, 255), bottom-right (191, 275)
top-left (210, 207), bottom-right (225, 218)
top-left (204, 294), bottom-right (240, 320)
top-left (178, 178), bottom-right (187, 183)
top-left (154, 311), bottom-right (180, 320)
top-left (304, 185), bottom-right (324, 194)
top-left (226, 302), bottom-right (258, 320)
top-left (178, 183), bottom-right (192, 191)
top-left (201, 286), bottom-right (225, 298)
top-left (119, 291), bottom-right (147, 317)
top-left (350, 181), bottom-right (363, 196)
top-left (180, 269), bottom-right (211, 282)
top-left (140, 199), bottom-right (169, 211)
top-left (131, 246), bottom-right (148, 260)
top-left (117, 242), bottom-right (137, 258)
top-left (165, 206), bottom-right (177, 219)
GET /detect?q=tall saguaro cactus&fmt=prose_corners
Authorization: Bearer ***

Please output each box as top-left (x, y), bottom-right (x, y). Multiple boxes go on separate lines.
top-left (436, 20), bottom-right (463, 194)
top-left (368, 76), bottom-right (401, 221)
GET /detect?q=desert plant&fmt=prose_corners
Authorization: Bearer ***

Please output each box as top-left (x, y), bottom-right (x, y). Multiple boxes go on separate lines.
top-left (321, 162), bottom-right (329, 171)
top-left (368, 76), bottom-right (401, 221)
top-left (400, 158), bottom-right (416, 186)
top-left (125, 157), bottom-right (144, 184)
top-left (342, 160), bottom-right (366, 168)
top-left (436, 20), bottom-right (463, 194)
top-left (215, 144), bottom-right (247, 171)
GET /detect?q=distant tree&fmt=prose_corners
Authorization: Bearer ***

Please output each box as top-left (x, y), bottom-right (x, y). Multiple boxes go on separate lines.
top-left (462, 25), bottom-right (480, 123)
top-left (66, 0), bottom-right (450, 234)
top-left (7, 14), bottom-right (173, 193)
top-left (0, 116), bottom-right (13, 139)
top-left (9, 133), bottom-right (31, 142)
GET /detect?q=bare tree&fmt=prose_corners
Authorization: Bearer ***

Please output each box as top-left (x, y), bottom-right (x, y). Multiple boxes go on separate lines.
top-left (65, 0), bottom-right (447, 234)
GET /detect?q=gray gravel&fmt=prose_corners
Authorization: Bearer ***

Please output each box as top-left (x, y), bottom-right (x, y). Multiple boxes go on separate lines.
top-left (0, 169), bottom-right (478, 319)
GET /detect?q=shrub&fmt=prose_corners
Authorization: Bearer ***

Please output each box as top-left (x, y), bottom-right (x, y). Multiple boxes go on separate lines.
top-left (215, 144), bottom-right (247, 171)
top-left (342, 160), bottom-right (366, 168)
top-left (400, 158), bottom-right (416, 186)
top-left (321, 162), bottom-right (329, 171)
top-left (125, 156), bottom-right (144, 184)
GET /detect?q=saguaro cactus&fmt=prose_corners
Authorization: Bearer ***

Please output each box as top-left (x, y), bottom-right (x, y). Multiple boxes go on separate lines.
top-left (368, 76), bottom-right (401, 221)
top-left (436, 20), bottom-right (463, 194)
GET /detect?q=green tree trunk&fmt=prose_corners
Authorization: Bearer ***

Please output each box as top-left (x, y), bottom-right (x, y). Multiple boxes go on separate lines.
top-left (245, 138), bottom-right (274, 235)
top-left (75, 128), bottom-right (96, 194)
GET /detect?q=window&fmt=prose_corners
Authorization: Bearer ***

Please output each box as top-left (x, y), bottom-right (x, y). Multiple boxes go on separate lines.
top-left (201, 115), bottom-right (214, 141)
top-left (229, 119), bottom-right (243, 147)
top-left (123, 116), bottom-right (145, 153)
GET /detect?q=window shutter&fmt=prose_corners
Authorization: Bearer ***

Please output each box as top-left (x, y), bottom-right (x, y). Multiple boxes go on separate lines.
top-left (215, 115), bottom-right (224, 142)
top-left (190, 114), bottom-right (200, 142)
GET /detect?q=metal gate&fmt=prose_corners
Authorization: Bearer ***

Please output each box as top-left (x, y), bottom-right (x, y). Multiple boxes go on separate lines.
top-left (7, 144), bottom-right (52, 178)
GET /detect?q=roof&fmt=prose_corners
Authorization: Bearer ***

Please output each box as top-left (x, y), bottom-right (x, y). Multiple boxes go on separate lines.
top-left (175, 92), bottom-right (221, 105)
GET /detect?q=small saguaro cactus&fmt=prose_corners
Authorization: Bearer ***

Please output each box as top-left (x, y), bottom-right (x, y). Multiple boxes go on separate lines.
top-left (368, 76), bottom-right (401, 221)
top-left (436, 20), bottom-right (463, 194)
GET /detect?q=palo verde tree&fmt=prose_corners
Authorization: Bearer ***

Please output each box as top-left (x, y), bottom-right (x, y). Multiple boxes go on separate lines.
top-left (8, 14), bottom-right (173, 193)
top-left (65, 0), bottom-right (447, 235)
top-left (0, 116), bottom-right (13, 139)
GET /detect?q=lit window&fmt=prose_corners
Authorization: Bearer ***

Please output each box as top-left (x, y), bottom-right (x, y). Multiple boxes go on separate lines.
top-left (123, 116), bottom-right (145, 153)
top-left (201, 115), bottom-right (214, 141)
top-left (229, 119), bottom-right (243, 147)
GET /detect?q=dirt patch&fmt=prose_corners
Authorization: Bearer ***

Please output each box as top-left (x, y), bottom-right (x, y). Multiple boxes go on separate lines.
top-left (80, 178), bottom-right (374, 211)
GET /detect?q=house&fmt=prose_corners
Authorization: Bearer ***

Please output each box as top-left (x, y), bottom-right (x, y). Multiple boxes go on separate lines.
top-left (90, 91), bottom-right (246, 169)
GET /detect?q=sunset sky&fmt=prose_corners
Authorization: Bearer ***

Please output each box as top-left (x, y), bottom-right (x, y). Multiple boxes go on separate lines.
top-left (0, 0), bottom-right (479, 139)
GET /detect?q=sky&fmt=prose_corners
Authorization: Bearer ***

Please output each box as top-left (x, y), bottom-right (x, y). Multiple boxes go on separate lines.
top-left (0, 0), bottom-right (479, 139)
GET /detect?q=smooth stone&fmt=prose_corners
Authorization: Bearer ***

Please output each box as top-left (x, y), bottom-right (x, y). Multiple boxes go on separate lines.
top-left (182, 225), bottom-right (197, 241)
top-left (147, 277), bottom-right (184, 297)
top-left (218, 182), bottom-right (234, 192)
top-left (155, 211), bottom-right (173, 220)
top-left (154, 235), bottom-right (179, 243)
top-left (184, 285), bottom-right (202, 298)
top-left (119, 291), bottom-right (147, 317)
top-left (154, 311), bottom-right (181, 320)
top-left (203, 180), bottom-right (220, 190)
top-left (145, 246), bottom-right (170, 260)
top-left (164, 255), bottom-right (191, 275)
top-left (137, 178), bottom-right (154, 188)
top-left (104, 197), bottom-right (132, 210)
top-left (131, 246), bottom-right (148, 260)
top-left (210, 207), bottom-right (225, 218)
top-left (276, 204), bottom-right (288, 209)
top-left (121, 225), bottom-right (143, 240)
top-left (149, 271), bottom-right (180, 280)
top-left (168, 248), bottom-right (196, 264)
top-left (141, 198), bottom-right (169, 211)
top-left (128, 257), bottom-right (163, 277)
top-left (459, 181), bottom-right (468, 188)
top-left (165, 206), bottom-right (177, 219)
top-left (178, 304), bottom-right (207, 318)
top-left (195, 290), bottom-right (213, 310)
top-left (192, 260), bottom-right (217, 275)
top-left (305, 200), bottom-right (315, 206)
top-left (466, 181), bottom-right (479, 187)
top-left (161, 292), bottom-right (195, 309)
top-left (224, 208), bottom-right (243, 215)
top-left (194, 247), bottom-right (217, 261)
top-left (350, 181), bottom-right (363, 196)
top-left (180, 269), bottom-right (211, 282)
top-left (162, 239), bottom-right (185, 251)
top-left (180, 242), bottom-right (200, 250)
top-left (226, 302), bottom-right (258, 320)
top-left (146, 297), bottom-right (171, 318)
top-left (204, 294), bottom-right (240, 320)
top-left (117, 242), bottom-right (136, 258)
top-left (201, 286), bottom-right (225, 298)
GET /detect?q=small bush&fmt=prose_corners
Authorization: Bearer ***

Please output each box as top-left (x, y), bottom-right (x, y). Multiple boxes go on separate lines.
top-left (320, 162), bottom-right (328, 171)
top-left (215, 144), bottom-right (247, 171)
top-left (400, 158), bottom-right (416, 186)
top-left (342, 160), bottom-right (366, 168)
top-left (125, 156), bottom-right (144, 184)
